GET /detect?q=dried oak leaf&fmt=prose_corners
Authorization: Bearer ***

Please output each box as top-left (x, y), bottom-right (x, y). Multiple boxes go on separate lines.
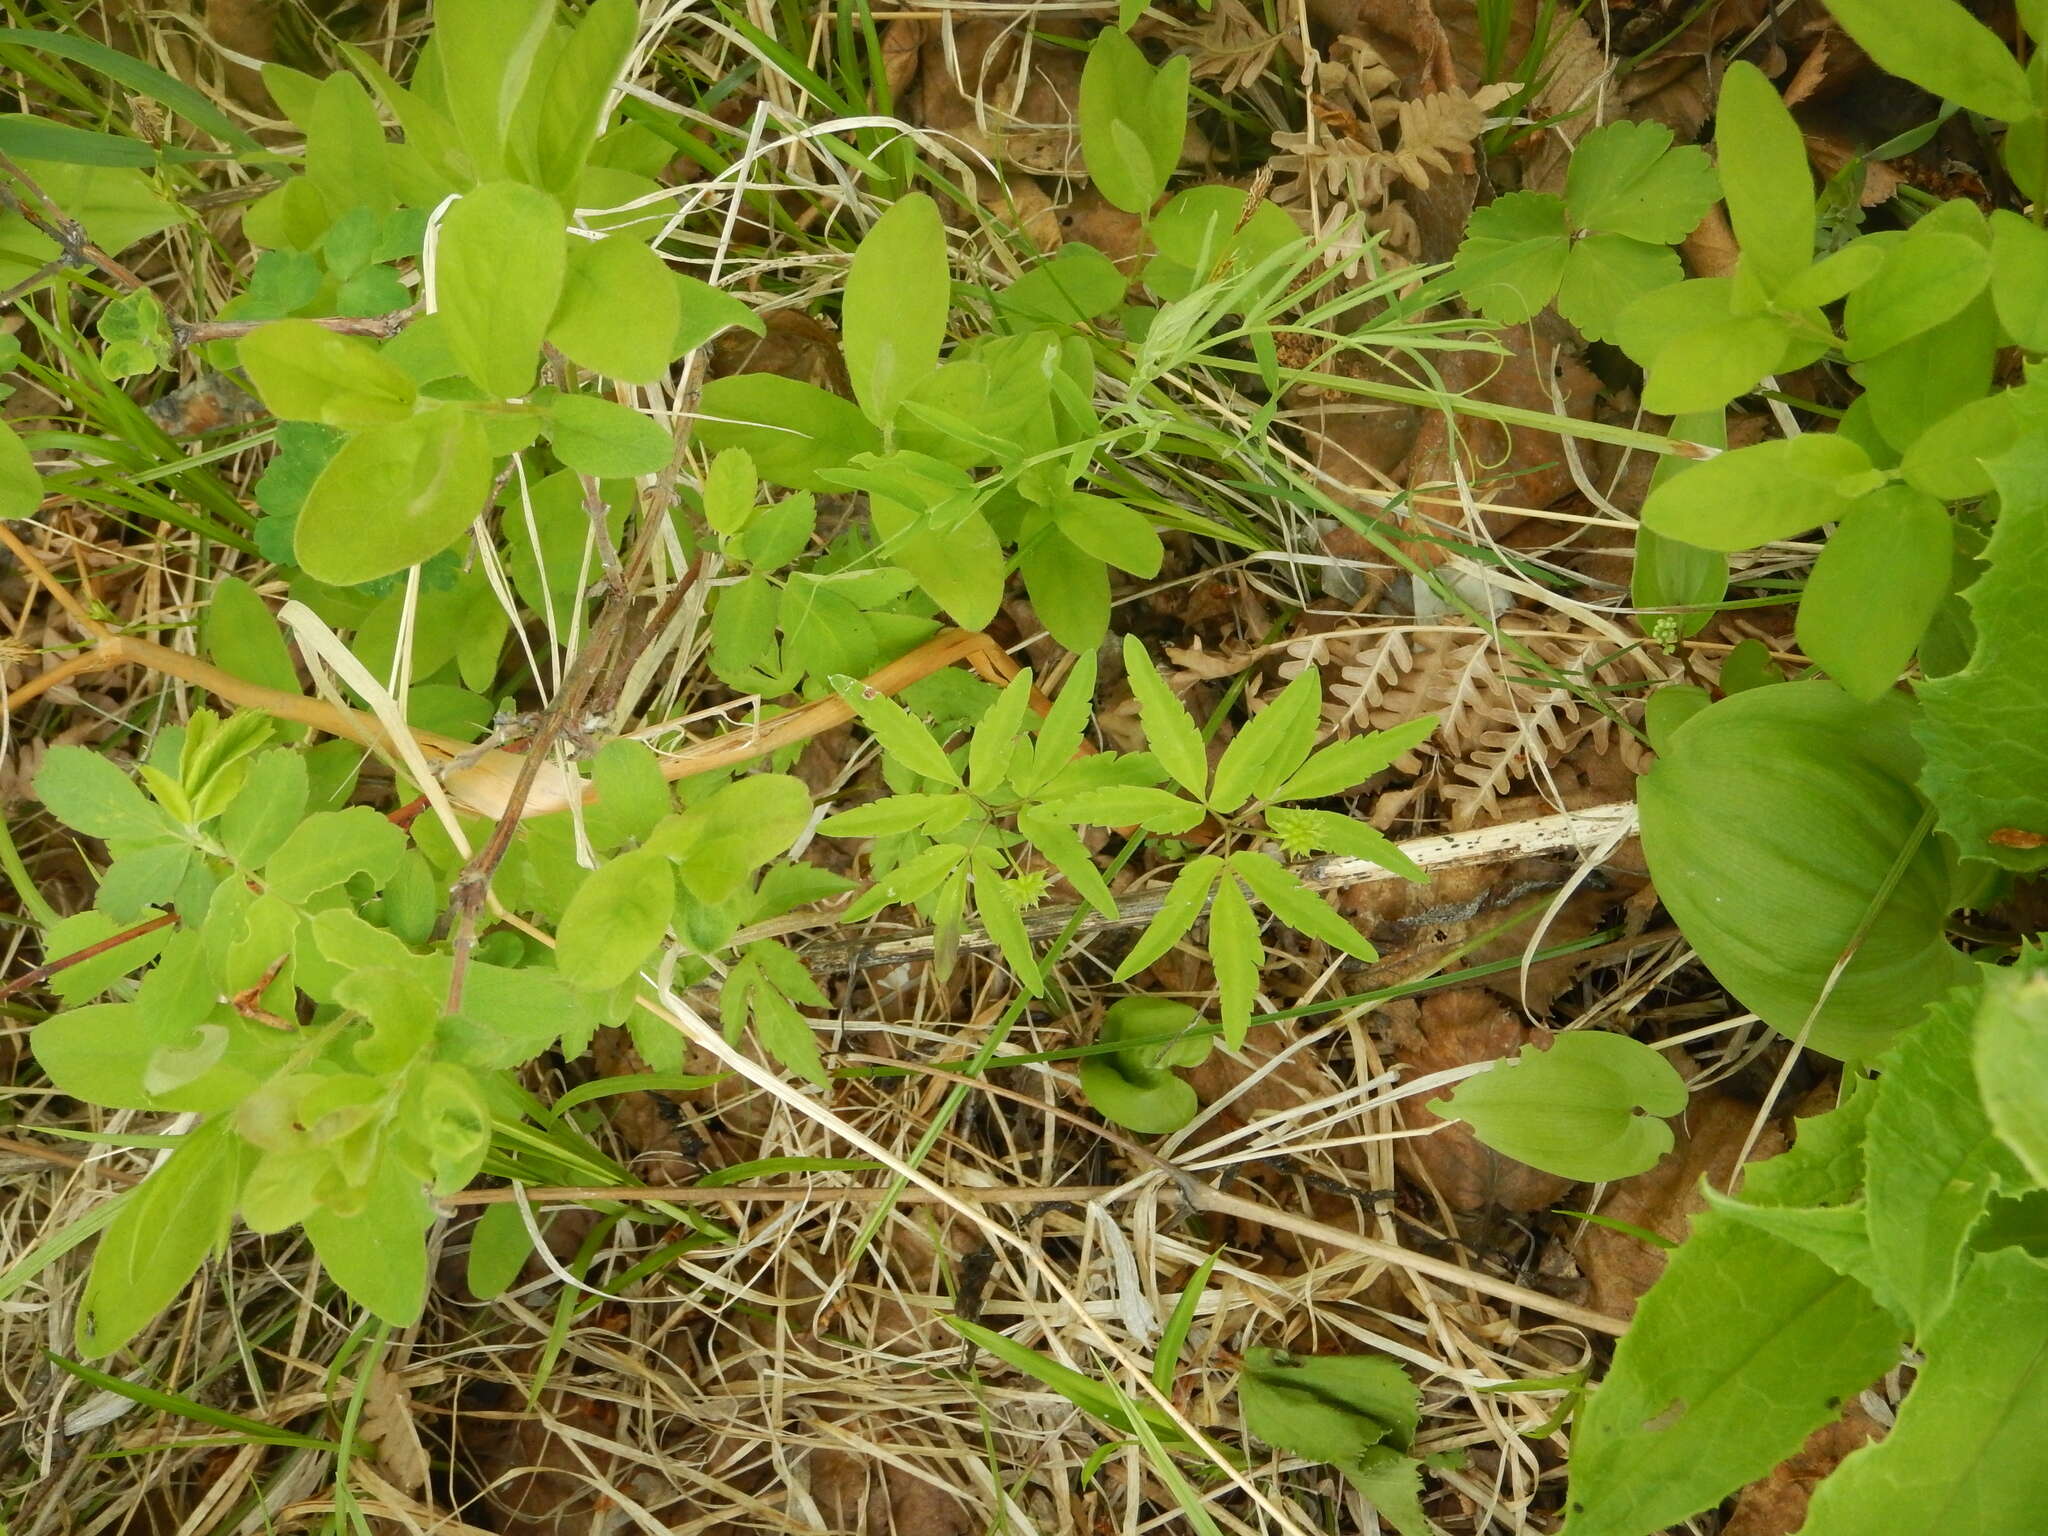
top-left (1576, 1088), bottom-right (1788, 1318)
top-left (1385, 988), bottom-right (1575, 1216)
top-left (1722, 1403), bottom-right (1887, 1536)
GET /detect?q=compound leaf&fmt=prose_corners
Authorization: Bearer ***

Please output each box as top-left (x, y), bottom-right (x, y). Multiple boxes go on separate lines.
top-left (1564, 120), bottom-right (1719, 244)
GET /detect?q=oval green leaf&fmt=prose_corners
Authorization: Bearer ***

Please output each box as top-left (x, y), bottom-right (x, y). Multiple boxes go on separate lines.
top-left (1639, 682), bottom-right (1973, 1057)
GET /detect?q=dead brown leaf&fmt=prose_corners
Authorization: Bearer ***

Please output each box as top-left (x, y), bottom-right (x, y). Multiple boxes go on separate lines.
top-left (1576, 1089), bottom-right (1788, 1317)
top-left (1722, 1403), bottom-right (1886, 1536)
top-left (1384, 989), bottom-right (1575, 1217)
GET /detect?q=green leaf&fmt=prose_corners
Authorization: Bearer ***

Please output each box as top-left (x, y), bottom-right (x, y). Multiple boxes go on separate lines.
top-left (218, 750), bottom-right (309, 868)
top-left (238, 320), bottom-right (416, 429)
top-left (673, 274), bottom-right (764, 356)
top-left (969, 671), bottom-right (1035, 795)
top-left (1561, 1215), bottom-right (1905, 1536)
top-left (1120, 634), bottom-right (1208, 800)
top-left (1079, 28), bottom-right (1186, 214)
top-left (433, 0), bottom-right (553, 179)
top-left (304, 71), bottom-right (391, 215)
top-left (1052, 489), bottom-right (1162, 578)
top-left (1796, 484), bottom-right (1950, 702)
top-left (1705, 1093), bottom-right (1881, 1286)
top-left (264, 806), bottom-right (405, 904)
top-left (1639, 314), bottom-right (1790, 415)
top-left (1556, 233), bottom-right (1683, 346)
top-left (202, 575), bottom-right (303, 710)
top-left (543, 392), bottom-right (672, 476)
top-left (1842, 232), bottom-right (1990, 361)
top-left (1975, 966), bottom-right (2048, 1187)
top-left (1239, 1347), bottom-right (1417, 1464)
top-left (548, 234), bottom-right (682, 384)
top-left (1564, 120), bottom-right (1720, 243)
top-left (1613, 276), bottom-right (1735, 369)
top-left (1021, 650), bottom-right (1099, 796)
top-left (1018, 810), bottom-right (1119, 919)
top-left (436, 181), bottom-right (566, 398)
top-left (36, 746), bottom-right (177, 841)
top-left (77, 1120), bottom-right (246, 1357)
top-left (830, 675), bottom-right (961, 785)
top-left (702, 447), bottom-right (757, 535)
top-left (1450, 191), bottom-right (1570, 325)
top-left (1271, 716), bottom-right (1437, 804)
top-left (1915, 446), bottom-right (2048, 869)
top-left (1851, 293), bottom-right (1998, 454)
top-left (1989, 209), bottom-right (2048, 350)
top-left (661, 774), bottom-right (812, 904)
top-left (1228, 851), bottom-right (1373, 963)
top-left (554, 845), bottom-right (673, 990)
top-left (732, 491), bottom-right (813, 570)
top-left (1803, 1250), bottom-right (2048, 1533)
top-left (1078, 996), bottom-right (1206, 1135)
top-left (873, 495), bottom-right (1006, 631)
top-left (1050, 785), bottom-right (1205, 835)
top-left (0, 419), bottom-right (38, 519)
top-left (527, 0), bottom-right (635, 197)
top-left (465, 1199), bottom-right (533, 1300)
top-left (1209, 872), bottom-right (1262, 1050)
top-left (1823, 0), bottom-right (2035, 121)
top-left (842, 193), bottom-right (948, 426)
top-left (1898, 383), bottom-right (2048, 501)
top-left (971, 870), bottom-right (1043, 995)
top-left (1639, 683), bottom-right (1973, 1057)
top-left (1210, 667), bottom-right (1321, 813)
top-left (302, 1155), bottom-right (433, 1327)
top-left (1428, 1031), bottom-right (1687, 1183)
top-left (1716, 62), bottom-right (1815, 296)
top-left (1864, 980), bottom-right (2024, 1332)
top-left (1018, 526), bottom-right (1110, 651)
top-left (296, 404), bottom-right (491, 586)
top-left (584, 738), bottom-right (671, 851)
top-left (1114, 856), bottom-right (1223, 981)
top-left (998, 243), bottom-right (1128, 326)
top-left (1266, 808), bottom-right (1421, 884)
top-left (1641, 433), bottom-right (1871, 552)
top-left (820, 793), bottom-right (962, 838)
top-left (695, 374), bottom-right (882, 491)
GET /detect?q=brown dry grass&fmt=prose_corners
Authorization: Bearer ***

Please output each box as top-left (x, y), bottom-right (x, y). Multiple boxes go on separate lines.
top-left (0, 4), bottom-right (1856, 1534)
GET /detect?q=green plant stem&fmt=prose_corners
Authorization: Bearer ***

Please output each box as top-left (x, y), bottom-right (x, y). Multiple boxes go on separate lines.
top-left (0, 812), bottom-right (59, 927)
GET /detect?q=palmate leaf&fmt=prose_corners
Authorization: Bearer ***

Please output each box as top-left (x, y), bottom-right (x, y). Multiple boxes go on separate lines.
top-left (1563, 120), bottom-right (1719, 244)
top-left (1450, 190), bottom-right (1570, 325)
top-left (1209, 667), bottom-right (1320, 812)
top-left (1120, 634), bottom-right (1208, 800)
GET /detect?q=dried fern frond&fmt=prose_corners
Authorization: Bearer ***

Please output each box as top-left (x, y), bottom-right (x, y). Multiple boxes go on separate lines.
top-left (1281, 614), bottom-right (1662, 828)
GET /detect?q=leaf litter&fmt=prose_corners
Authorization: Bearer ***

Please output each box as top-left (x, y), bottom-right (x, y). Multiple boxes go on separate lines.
top-left (7, 1), bottom-right (2014, 1533)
